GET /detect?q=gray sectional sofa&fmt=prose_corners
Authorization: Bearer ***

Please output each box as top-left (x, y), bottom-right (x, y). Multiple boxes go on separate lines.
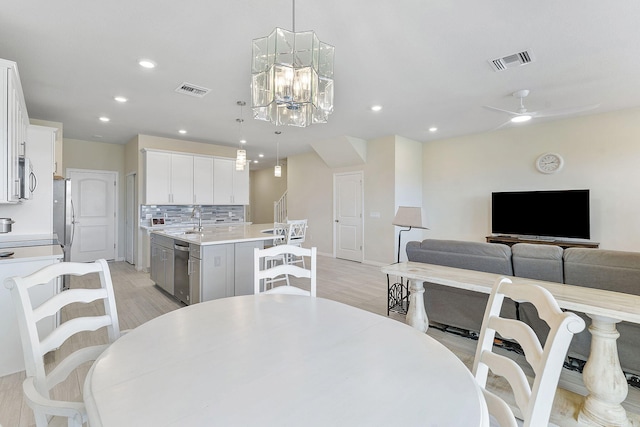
top-left (405, 239), bottom-right (640, 377)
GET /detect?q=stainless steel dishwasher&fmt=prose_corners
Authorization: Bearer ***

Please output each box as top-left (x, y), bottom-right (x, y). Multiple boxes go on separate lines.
top-left (174, 241), bottom-right (190, 305)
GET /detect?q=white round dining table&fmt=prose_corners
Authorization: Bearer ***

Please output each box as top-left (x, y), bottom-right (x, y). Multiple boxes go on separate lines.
top-left (84, 295), bottom-right (489, 427)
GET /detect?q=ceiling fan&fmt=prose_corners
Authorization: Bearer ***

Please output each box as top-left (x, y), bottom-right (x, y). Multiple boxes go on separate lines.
top-left (484, 89), bottom-right (599, 126)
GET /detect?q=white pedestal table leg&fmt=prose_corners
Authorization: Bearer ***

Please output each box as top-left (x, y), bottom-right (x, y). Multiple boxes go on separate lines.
top-left (405, 279), bottom-right (428, 333)
top-left (578, 314), bottom-right (630, 427)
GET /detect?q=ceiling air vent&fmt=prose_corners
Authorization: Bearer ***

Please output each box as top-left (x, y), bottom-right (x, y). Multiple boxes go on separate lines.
top-left (175, 82), bottom-right (211, 98)
top-left (488, 50), bottom-right (535, 72)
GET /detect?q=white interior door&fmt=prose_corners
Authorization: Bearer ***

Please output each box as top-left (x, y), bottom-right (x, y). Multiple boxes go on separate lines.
top-left (69, 169), bottom-right (117, 262)
top-left (125, 173), bottom-right (135, 264)
top-left (334, 172), bottom-right (363, 262)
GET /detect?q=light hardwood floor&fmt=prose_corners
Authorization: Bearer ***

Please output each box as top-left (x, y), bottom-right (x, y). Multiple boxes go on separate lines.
top-left (1, 256), bottom-right (638, 427)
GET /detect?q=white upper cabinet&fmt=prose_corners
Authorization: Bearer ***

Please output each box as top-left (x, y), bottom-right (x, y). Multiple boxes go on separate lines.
top-left (213, 158), bottom-right (249, 205)
top-left (144, 150), bottom-right (248, 206)
top-left (1, 59), bottom-right (29, 204)
top-left (193, 155), bottom-right (214, 205)
top-left (144, 150), bottom-right (172, 204)
top-left (144, 150), bottom-right (194, 205)
top-left (170, 153), bottom-right (194, 205)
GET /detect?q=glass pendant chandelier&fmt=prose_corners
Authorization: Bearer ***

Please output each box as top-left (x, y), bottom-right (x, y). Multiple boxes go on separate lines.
top-left (274, 131), bottom-right (282, 177)
top-left (251, 0), bottom-right (335, 127)
top-left (236, 101), bottom-right (247, 171)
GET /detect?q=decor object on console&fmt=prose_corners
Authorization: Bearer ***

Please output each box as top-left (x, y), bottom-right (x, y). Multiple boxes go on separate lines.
top-left (388, 206), bottom-right (428, 315)
top-left (251, 0), bottom-right (334, 127)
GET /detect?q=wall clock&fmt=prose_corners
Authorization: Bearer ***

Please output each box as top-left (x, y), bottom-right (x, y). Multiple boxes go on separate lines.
top-left (536, 152), bottom-right (564, 174)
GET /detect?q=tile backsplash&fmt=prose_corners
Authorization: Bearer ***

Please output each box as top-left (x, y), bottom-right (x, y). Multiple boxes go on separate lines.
top-left (140, 205), bottom-right (245, 227)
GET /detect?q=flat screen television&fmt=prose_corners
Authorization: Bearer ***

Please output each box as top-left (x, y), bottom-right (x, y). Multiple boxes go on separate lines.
top-left (491, 189), bottom-right (590, 240)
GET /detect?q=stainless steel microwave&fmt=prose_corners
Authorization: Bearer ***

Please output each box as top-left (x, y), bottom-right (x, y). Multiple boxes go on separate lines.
top-left (18, 156), bottom-right (36, 200)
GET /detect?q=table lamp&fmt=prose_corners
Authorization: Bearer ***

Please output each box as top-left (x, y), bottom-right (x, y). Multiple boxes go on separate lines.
top-left (393, 206), bottom-right (428, 263)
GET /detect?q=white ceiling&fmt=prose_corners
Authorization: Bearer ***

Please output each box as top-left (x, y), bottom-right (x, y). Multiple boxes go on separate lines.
top-left (2, 1), bottom-right (640, 169)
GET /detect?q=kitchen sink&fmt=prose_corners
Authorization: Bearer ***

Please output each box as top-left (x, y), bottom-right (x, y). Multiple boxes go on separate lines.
top-left (183, 230), bottom-right (204, 235)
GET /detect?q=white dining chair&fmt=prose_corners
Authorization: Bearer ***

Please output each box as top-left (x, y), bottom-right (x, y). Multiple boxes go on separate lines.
top-left (4, 259), bottom-right (123, 427)
top-left (472, 277), bottom-right (585, 427)
top-left (254, 245), bottom-right (317, 297)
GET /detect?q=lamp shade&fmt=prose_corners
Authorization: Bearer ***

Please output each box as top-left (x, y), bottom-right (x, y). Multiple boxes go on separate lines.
top-left (392, 206), bottom-right (427, 229)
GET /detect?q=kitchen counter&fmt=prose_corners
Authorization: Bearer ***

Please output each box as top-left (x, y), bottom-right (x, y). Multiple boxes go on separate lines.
top-left (150, 223), bottom-right (277, 246)
top-left (0, 244), bottom-right (63, 263)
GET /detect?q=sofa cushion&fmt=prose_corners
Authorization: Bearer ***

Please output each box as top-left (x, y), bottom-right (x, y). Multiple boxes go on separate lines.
top-left (564, 248), bottom-right (640, 294)
top-left (511, 243), bottom-right (565, 346)
top-left (564, 247), bottom-right (640, 376)
top-left (512, 243), bottom-right (564, 283)
top-left (406, 239), bottom-right (513, 275)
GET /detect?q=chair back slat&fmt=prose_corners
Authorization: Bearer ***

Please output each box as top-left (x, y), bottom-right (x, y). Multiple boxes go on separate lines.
top-left (40, 315), bottom-right (113, 355)
top-left (33, 288), bottom-right (108, 320)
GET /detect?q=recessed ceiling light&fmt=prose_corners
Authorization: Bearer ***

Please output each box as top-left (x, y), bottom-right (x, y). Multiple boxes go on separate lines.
top-left (138, 59), bottom-right (156, 69)
top-left (511, 115), bottom-right (532, 123)
top-left (371, 105), bottom-right (382, 112)
top-left (99, 116), bottom-right (110, 122)
top-left (258, 154), bottom-right (264, 158)
top-left (429, 127), bottom-right (438, 132)
top-left (178, 129), bottom-right (187, 134)
top-left (114, 96), bottom-right (128, 103)
top-left (240, 139), bottom-right (247, 144)
top-left (253, 160), bottom-right (258, 163)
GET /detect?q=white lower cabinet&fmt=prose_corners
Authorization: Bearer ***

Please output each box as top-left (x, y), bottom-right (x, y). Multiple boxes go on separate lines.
top-left (0, 255), bottom-right (61, 376)
top-left (150, 234), bottom-right (174, 295)
top-left (193, 240), bottom-right (264, 302)
top-left (197, 243), bottom-right (234, 302)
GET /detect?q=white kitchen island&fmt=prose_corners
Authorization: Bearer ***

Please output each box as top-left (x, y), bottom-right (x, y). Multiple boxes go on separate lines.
top-left (149, 224), bottom-right (277, 305)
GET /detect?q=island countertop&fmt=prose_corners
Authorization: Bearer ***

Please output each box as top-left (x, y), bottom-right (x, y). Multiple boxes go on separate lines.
top-left (150, 223), bottom-right (277, 246)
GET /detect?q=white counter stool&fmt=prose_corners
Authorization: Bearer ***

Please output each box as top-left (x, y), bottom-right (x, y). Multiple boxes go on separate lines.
top-left (4, 259), bottom-right (123, 427)
top-left (262, 222), bottom-right (290, 290)
top-left (286, 219), bottom-right (308, 267)
top-left (254, 245), bottom-right (317, 296)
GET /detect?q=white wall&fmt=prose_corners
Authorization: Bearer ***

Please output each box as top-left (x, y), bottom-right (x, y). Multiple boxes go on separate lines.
top-left (250, 163), bottom-right (288, 224)
top-left (394, 136), bottom-right (423, 262)
top-left (288, 135), bottom-right (406, 265)
top-left (423, 107), bottom-right (640, 251)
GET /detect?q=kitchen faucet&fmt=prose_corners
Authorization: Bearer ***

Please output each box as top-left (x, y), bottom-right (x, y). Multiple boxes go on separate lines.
top-left (191, 206), bottom-right (203, 232)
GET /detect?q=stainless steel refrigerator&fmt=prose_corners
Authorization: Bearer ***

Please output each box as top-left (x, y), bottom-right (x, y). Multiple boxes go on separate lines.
top-left (53, 177), bottom-right (75, 289)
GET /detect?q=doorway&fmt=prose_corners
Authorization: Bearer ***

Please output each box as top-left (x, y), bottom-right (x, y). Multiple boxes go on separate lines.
top-left (68, 169), bottom-right (117, 262)
top-left (334, 171), bottom-right (363, 262)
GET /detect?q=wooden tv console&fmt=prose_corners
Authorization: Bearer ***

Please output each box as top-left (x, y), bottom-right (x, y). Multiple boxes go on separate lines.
top-left (486, 235), bottom-right (599, 249)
